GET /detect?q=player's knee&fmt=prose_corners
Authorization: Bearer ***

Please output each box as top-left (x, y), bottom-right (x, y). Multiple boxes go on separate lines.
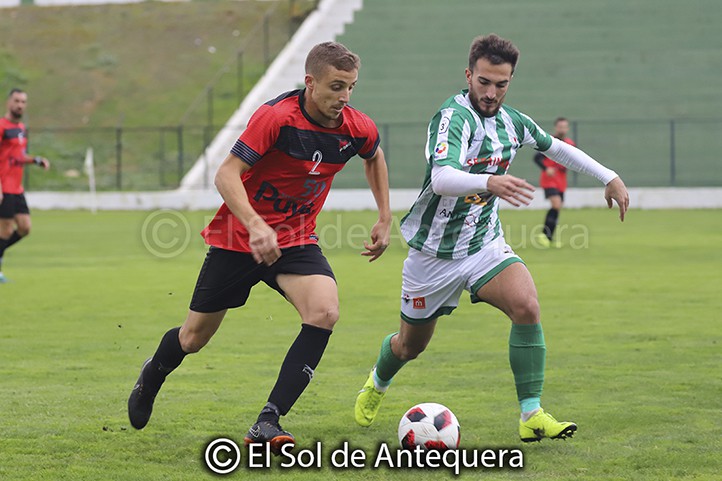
top-left (395, 339), bottom-right (427, 361)
top-left (510, 297), bottom-right (540, 325)
top-left (17, 227), bottom-right (30, 237)
top-left (304, 305), bottom-right (339, 330)
top-left (178, 329), bottom-right (208, 354)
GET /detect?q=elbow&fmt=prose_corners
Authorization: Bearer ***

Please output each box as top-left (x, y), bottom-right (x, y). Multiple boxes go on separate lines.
top-left (213, 167), bottom-right (226, 192)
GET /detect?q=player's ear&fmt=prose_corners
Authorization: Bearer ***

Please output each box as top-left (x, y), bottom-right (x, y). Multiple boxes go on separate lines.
top-left (304, 74), bottom-right (315, 91)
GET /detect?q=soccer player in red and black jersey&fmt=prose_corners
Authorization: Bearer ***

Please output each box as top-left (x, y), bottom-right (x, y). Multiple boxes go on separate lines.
top-left (0, 89), bottom-right (50, 283)
top-left (128, 42), bottom-right (392, 451)
top-left (533, 117), bottom-right (575, 247)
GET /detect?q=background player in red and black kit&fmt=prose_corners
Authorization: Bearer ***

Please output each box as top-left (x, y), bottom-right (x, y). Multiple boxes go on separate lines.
top-left (128, 42), bottom-right (391, 451)
top-left (0, 88), bottom-right (50, 284)
top-left (533, 117), bottom-right (575, 247)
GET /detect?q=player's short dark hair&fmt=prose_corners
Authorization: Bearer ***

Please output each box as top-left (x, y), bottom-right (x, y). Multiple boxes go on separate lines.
top-left (554, 117), bottom-right (569, 125)
top-left (468, 34), bottom-right (520, 73)
top-left (8, 88), bottom-right (25, 98)
top-left (305, 42), bottom-right (360, 77)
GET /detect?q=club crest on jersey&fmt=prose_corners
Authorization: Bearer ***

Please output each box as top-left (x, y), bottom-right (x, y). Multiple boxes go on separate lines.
top-left (308, 150), bottom-right (323, 175)
top-left (433, 141), bottom-right (448, 160)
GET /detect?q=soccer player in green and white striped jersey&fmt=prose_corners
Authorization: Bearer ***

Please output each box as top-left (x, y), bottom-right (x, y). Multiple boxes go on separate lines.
top-left (355, 34), bottom-right (629, 442)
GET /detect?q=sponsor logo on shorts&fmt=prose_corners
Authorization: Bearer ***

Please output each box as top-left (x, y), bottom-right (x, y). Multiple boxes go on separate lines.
top-left (412, 297), bottom-right (426, 309)
top-left (402, 293), bottom-right (411, 304)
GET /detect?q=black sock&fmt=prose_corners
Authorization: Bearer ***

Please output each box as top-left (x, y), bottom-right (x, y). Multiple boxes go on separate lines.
top-left (0, 236), bottom-right (9, 262)
top-left (263, 324), bottom-right (332, 419)
top-left (147, 327), bottom-right (188, 388)
top-left (543, 208), bottom-right (559, 240)
top-left (6, 231), bottom-right (21, 249)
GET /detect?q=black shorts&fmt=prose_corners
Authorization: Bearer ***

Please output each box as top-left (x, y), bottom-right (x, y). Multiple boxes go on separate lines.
top-left (189, 243), bottom-right (336, 313)
top-left (543, 188), bottom-right (565, 201)
top-left (0, 193), bottom-right (30, 219)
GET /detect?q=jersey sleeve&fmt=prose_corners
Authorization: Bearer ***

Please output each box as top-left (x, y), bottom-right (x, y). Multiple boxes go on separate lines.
top-left (358, 115), bottom-right (380, 159)
top-left (519, 113), bottom-right (553, 151)
top-left (425, 108), bottom-right (472, 170)
top-left (231, 104), bottom-right (280, 166)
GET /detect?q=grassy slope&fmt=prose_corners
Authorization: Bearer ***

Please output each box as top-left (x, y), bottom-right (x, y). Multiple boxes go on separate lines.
top-left (0, 0), bottom-right (306, 128)
top-left (0, 208), bottom-right (720, 480)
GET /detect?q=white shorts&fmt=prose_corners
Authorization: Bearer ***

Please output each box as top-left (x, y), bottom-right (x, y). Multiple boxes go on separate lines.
top-left (400, 236), bottom-right (523, 324)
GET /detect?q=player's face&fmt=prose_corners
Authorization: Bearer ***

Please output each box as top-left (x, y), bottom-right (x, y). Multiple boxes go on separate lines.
top-left (554, 120), bottom-right (570, 138)
top-left (6, 92), bottom-right (27, 120)
top-left (465, 58), bottom-right (513, 118)
top-left (305, 66), bottom-right (358, 127)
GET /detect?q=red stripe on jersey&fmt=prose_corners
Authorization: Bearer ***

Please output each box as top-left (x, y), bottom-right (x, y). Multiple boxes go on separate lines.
top-left (202, 89), bottom-right (380, 252)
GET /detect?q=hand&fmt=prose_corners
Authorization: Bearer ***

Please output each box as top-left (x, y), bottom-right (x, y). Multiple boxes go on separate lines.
top-left (38, 158), bottom-right (50, 170)
top-left (486, 175), bottom-right (535, 207)
top-left (0, 193), bottom-right (3, 205)
top-left (545, 166), bottom-right (556, 177)
top-left (604, 176), bottom-right (630, 222)
top-left (247, 217), bottom-right (281, 265)
top-left (361, 218), bottom-right (391, 262)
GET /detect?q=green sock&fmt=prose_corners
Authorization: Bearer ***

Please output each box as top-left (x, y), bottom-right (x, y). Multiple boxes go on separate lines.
top-left (373, 333), bottom-right (407, 387)
top-left (509, 323), bottom-right (546, 411)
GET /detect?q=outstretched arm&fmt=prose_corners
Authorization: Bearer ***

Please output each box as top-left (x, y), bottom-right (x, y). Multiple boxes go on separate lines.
top-left (362, 147), bottom-right (392, 262)
top-left (542, 137), bottom-right (629, 221)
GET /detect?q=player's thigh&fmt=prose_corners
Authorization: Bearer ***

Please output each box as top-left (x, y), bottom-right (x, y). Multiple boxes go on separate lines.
top-left (14, 213), bottom-right (31, 235)
top-left (179, 309), bottom-right (228, 353)
top-left (276, 273), bottom-right (339, 330)
top-left (474, 262), bottom-right (540, 324)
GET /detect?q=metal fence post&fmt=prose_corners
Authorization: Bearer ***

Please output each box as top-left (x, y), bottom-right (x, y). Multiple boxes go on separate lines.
top-left (670, 119), bottom-right (676, 186)
top-left (207, 86), bottom-right (214, 132)
top-left (115, 126), bottom-right (122, 190)
top-left (571, 120), bottom-right (579, 187)
top-left (159, 128), bottom-right (166, 187)
top-left (237, 50), bottom-right (244, 105)
top-left (177, 125), bottom-right (184, 186)
top-left (203, 125), bottom-right (212, 189)
top-left (264, 13), bottom-right (271, 68)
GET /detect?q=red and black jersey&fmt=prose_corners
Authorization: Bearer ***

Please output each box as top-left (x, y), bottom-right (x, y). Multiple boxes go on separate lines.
top-left (202, 89), bottom-right (380, 252)
top-left (0, 117), bottom-right (29, 194)
top-left (539, 137), bottom-right (575, 192)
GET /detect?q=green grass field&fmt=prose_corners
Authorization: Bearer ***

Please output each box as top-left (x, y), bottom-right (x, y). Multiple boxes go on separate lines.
top-left (1, 208), bottom-right (720, 480)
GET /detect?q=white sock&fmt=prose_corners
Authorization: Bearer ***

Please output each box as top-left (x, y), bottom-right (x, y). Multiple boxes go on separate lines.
top-left (372, 368), bottom-right (389, 392)
top-left (521, 408), bottom-right (541, 422)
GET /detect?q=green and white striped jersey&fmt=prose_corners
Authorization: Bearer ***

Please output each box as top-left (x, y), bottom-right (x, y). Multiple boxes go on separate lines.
top-left (400, 90), bottom-right (553, 259)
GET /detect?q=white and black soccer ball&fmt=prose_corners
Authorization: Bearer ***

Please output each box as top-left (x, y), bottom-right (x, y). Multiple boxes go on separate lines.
top-left (398, 402), bottom-right (460, 450)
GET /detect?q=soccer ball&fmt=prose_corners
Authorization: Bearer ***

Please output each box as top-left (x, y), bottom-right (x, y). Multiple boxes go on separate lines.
top-left (398, 402), bottom-right (460, 450)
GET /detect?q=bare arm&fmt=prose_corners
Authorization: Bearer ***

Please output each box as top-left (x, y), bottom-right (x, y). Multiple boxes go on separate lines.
top-left (214, 153), bottom-right (281, 265)
top-left (361, 147), bottom-right (392, 262)
top-left (20, 154), bottom-right (50, 170)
